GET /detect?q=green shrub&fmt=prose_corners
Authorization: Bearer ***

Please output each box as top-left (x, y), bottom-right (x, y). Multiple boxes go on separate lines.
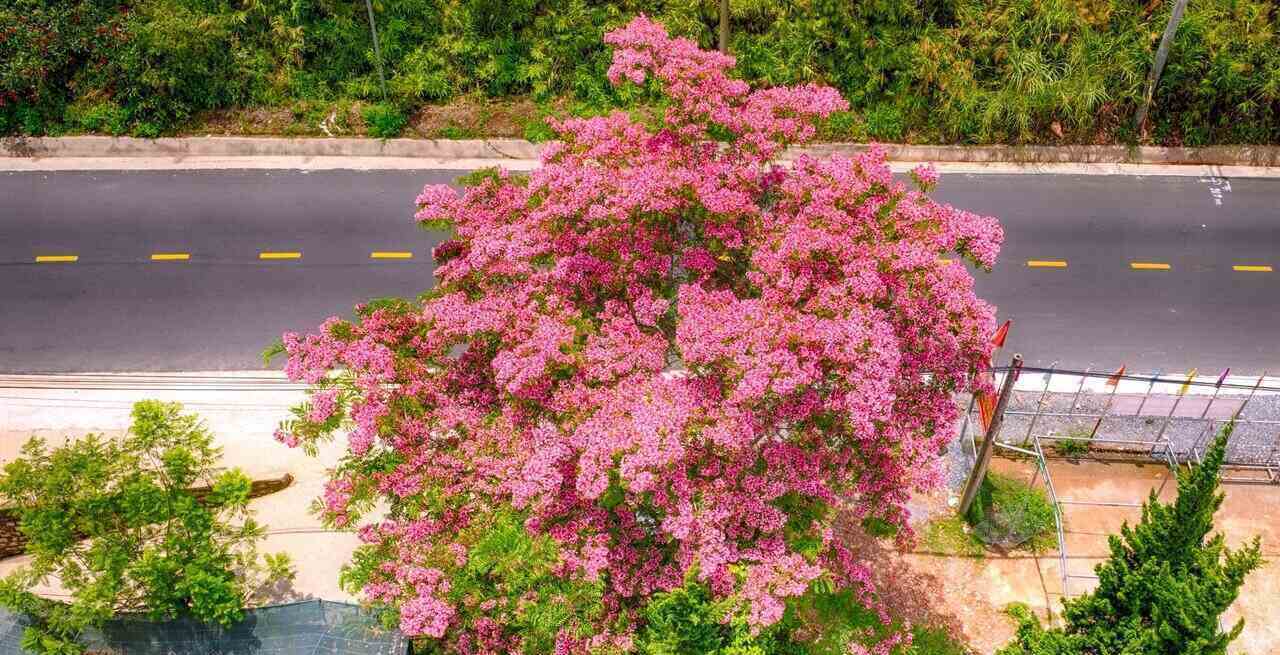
top-left (65, 99), bottom-right (129, 135)
top-left (965, 472), bottom-right (1056, 551)
top-left (362, 102), bottom-right (408, 138)
top-left (636, 578), bottom-right (792, 654)
top-left (1053, 436), bottom-right (1091, 459)
top-left (0, 401), bottom-right (293, 655)
top-left (866, 103), bottom-right (906, 141)
top-left (1149, 0), bottom-right (1280, 145)
top-left (634, 580), bottom-right (971, 655)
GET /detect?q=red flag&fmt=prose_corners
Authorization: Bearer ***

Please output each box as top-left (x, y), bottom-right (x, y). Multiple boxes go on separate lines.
top-left (975, 319), bottom-right (1012, 431)
top-left (1106, 365), bottom-right (1126, 387)
top-left (977, 391), bottom-right (996, 431)
top-left (992, 320), bottom-right (1011, 348)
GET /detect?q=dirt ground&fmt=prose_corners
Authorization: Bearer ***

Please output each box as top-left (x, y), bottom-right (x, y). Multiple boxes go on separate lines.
top-left (874, 457), bottom-right (1280, 654)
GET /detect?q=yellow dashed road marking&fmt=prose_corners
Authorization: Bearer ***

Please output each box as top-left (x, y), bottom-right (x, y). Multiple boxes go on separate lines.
top-left (259, 251), bottom-right (302, 260)
top-left (151, 253), bottom-right (190, 261)
top-left (1233, 265), bottom-right (1273, 272)
top-left (1027, 260), bottom-right (1068, 268)
top-left (35, 255), bottom-right (78, 263)
top-left (938, 258), bottom-right (955, 265)
top-left (370, 251), bottom-right (414, 259)
top-left (1130, 262), bottom-right (1171, 270)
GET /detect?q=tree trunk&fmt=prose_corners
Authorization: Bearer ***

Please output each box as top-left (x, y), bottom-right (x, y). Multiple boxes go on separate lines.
top-left (718, 0), bottom-right (730, 53)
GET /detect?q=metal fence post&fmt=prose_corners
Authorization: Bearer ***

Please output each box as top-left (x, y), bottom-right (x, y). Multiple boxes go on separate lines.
top-left (1088, 367), bottom-right (1125, 440)
top-left (1022, 363), bottom-right (1057, 446)
top-left (959, 393), bottom-right (978, 456)
top-left (1198, 373), bottom-right (1225, 420)
top-left (1068, 367), bottom-right (1091, 414)
top-left (1153, 369), bottom-right (1197, 459)
top-left (959, 354), bottom-right (1023, 517)
top-left (1134, 369), bottom-right (1162, 416)
top-left (1153, 384), bottom-right (1186, 446)
top-left (1189, 419), bottom-right (1214, 463)
top-left (1232, 372), bottom-right (1267, 420)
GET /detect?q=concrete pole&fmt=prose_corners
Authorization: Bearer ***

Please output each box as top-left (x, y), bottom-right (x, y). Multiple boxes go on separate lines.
top-left (364, 0), bottom-right (389, 100)
top-left (1134, 0), bottom-right (1190, 132)
top-left (959, 354), bottom-right (1024, 517)
top-left (718, 0), bottom-right (730, 53)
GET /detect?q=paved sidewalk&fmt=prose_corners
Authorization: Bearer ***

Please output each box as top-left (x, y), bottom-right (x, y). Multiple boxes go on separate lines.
top-left (0, 372), bottom-right (359, 603)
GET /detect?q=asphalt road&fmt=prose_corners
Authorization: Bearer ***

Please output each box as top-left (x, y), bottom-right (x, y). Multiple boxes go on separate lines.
top-left (1, 169), bottom-right (1278, 373)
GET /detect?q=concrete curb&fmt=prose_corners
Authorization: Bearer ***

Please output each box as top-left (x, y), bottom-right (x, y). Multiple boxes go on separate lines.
top-left (2, 136), bottom-right (543, 160)
top-left (6, 135), bottom-right (1280, 167)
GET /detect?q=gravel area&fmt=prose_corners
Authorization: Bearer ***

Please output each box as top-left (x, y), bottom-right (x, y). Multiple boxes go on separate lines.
top-left (952, 385), bottom-right (1280, 470)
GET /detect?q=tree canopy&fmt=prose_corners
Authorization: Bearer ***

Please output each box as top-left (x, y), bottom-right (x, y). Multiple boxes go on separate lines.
top-left (275, 15), bottom-right (1002, 653)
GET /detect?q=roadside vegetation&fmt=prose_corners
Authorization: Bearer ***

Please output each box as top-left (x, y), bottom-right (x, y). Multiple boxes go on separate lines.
top-left (4, 0), bottom-right (1278, 144)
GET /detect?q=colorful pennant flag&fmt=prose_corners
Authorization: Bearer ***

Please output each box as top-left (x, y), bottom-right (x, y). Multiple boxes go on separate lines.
top-left (975, 319), bottom-right (1012, 432)
top-left (992, 320), bottom-right (1011, 348)
top-left (1177, 368), bottom-right (1199, 396)
top-left (1106, 365), bottom-right (1126, 387)
top-left (977, 392), bottom-right (996, 431)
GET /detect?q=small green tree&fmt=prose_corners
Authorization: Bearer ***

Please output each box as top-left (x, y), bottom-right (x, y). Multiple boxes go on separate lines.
top-left (1000, 423), bottom-right (1263, 655)
top-left (0, 401), bottom-right (293, 655)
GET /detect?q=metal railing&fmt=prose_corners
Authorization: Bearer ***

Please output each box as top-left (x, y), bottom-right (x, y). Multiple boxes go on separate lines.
top-left (959, 364), bottom-right (1280, 600)
top-left (963, 365), bottom-right (1280, 483)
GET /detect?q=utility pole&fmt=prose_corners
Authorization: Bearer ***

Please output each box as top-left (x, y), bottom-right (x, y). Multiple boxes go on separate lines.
top-left (718, 0), bottom-right (729, 53)
top-left (958, 354), bottom-right (1023, 517)
top-left (364, 0), bottom-right (389, 100)
top-left (1134, 0), bottom-right (1189, 132)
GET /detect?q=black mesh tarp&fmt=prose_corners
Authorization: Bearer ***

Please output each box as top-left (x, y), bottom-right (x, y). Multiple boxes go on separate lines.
top-left (0, 611), bottom-right (30, 655)
top-left (0, 600), bottom-right (406, 655)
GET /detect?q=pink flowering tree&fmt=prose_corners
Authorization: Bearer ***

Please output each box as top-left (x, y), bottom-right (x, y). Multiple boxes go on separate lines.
top-left (274, 16), bottom-right (1001, 654)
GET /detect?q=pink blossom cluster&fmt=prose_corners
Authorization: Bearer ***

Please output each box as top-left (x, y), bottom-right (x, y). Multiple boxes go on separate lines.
top-left (307, 388), bottom-right (339, 423)
top-left (276, 15), bottom-right (1001, 653)
top-left (396, 567), bottom-right (454, 638)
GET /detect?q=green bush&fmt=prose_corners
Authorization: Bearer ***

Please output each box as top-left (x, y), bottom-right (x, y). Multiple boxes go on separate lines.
top-left (65, 99), bottom-right (129, 135)
top-left (866, 103), bottom-right (907, 141)
top-left (1053, 435), bottom-right (1091, 459)
top-left (0, 401), bottom-right (293, 655)
top-left (634, 580), bottom-right (970, 655)
top-left (362, 102), bottom-right (408, 138)
top-left (965, 472), bottom-right (1056, 551)
top-left (636, 579), bottom-right (792, 654)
